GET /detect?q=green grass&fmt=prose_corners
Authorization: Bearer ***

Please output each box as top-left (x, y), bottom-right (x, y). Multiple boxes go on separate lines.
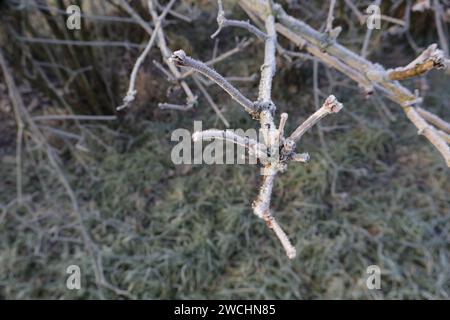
top-left (0, 0), bottom-right (449, 300)
top-left (1, 95), bottom-right (449, 298)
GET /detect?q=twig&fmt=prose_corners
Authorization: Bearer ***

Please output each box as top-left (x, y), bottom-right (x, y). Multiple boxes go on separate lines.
top-left (438, 130), bottom-right (450, 144)
top-left (433, 0), bottom-right (449, 58)
top-left (252, 167), bottom-right (296, 259)
top-left (289, 95), bottom-right (343, 142)
top-left (154, 0), bottom-right (193, 22)
top-left (258, 15), bottom-right (277, 103)
top-left (405, 107), bottom-right (450, 166)
top-left (417, 107), bottom-right (450, 134)
top-left (252, 10), bottom-right (297, 258)
top-left (361, 0), bottom-right (381, 58)
top-left (211, 0), bottom-right (268, 40)
top-left (257, 14), bottom-right (278, 155)
top-left (325, 0), bottom-right (337, 33)
top-left (148, 0), bottom-right (197, 109)
top-left (278, 113), bottom-right (288, 141)
top-left (178, 39), bottom-right (253, 79)
top-left (387, 44), bottom-right (447, 81)
top-left (192, 129), bottom-right (268, 161)
top-left (170, 50), bottom-right (256, 114)
top-left (116, 0), bottom-right (154, 35)
top-left (343, 0), bottom-right (366, 24)
top-left (117, 0), bottom-right (177, 111)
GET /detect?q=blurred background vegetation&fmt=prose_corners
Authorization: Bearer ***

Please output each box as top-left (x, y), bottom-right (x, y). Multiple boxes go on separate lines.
top-left (0, 0), bottom-right (449, 299)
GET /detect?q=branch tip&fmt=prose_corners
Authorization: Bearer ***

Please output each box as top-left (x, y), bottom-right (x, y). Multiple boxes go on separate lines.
top-left (170, 50), bottom-right (187, 66)
top-left (323, 95), bottom-right (343, 113)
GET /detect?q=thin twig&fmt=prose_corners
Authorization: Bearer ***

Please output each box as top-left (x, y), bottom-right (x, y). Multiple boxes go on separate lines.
top-left (252, 167), bottom-right (296, 259)
top-left (433, 0), bottom-right (449, 58)
top-left (117, 0), bottom-right (177, 111)
top-left (148, 0), bottom-right (197, 109)
top-left (170, 50), bottom-right (256, 114)
top-left (116, 0), bottom-right (154, 35)
top-left (289, 95), bottom-right (343, 142)
top-left (192, 129), bottom-right (268, 161)
top-left (325, 0), bottom-right (336, 33)
top-left (417, 107), bottom-right (450, 134)
top-left (278, 113), bottom-right (288, 141)
top-left (257, 14), bottom-right (278, 154)
top-left (178, 39), bottom-right (253, 79)
top-left (211, 0), bottom-right (268, 40)
top-left (387, 44), bottom-right (447, 81)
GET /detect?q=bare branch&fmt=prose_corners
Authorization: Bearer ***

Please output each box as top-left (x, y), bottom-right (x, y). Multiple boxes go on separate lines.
top-left (417, 107), bottom-right (450, 134)
top-left (433, 0), bottom-right (449, 58)
top-left (252, 167), bottom-right (296, 259)
top-left (178, 39), bottom-right (253, 80)
top-left (148, 0), bottom-right (197, 109)
top-left (278, 113), bottom-right (288, 141)
top-left (289, 95), bottom-right (343, 143)
top-left (257, 14), bottom-right (279, 157)
top-left (211, 0), bottom-right (268, 40)
top-left (117, 0), bottom-right (177, 111)
top-left (438, 130), bottom-right (450, 144)
top-left (267, 215), bottom-right (297, 259)
top-left (192, 129), bottom-right (268, 161)
top-left (258, 15), bottom-right (277, 103)
top-left (405, 107), bottom-right (450, 166)
top-left (170, 50), bottom-right (256, 114)
top-left (116, 0), bottom-right (153, 35)
top-left (388, 44), bottom-right (447, 81)
top-left (325, 0), bottom-right (337, 33)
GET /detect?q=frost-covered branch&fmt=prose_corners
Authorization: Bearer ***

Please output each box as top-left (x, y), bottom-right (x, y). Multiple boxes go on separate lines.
top-left (289, 95), bottom-right (343, 142)
top-left (170, 50), bottom-right (256, 114)
top-left (192, 129), bottom-right (268, 161)
top-left (252, 167), bottom-right (296, 259)
top-left (168, 0), bottom-right (346, 258)
top-left (117, 0), bottom-right (177, 111)
top-left (211, 0), bottom-right (268, 40)
top-left (417, 107), bottom-right (450, 134)
top-left (387, 44), bottom-right (447, 81)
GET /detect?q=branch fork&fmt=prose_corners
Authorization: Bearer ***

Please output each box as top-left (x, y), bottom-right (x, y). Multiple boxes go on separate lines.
top-left (169, 1), bottom-right (345, 259)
